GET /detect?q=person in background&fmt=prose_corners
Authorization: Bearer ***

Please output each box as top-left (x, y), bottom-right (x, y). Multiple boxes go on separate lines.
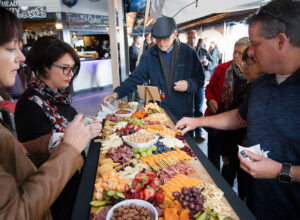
top-left (0, 88), bottom-right (16, 114)
top-left (92, 39), bottom-right (103, 59)
top-left (205, 37), bottom-right (250, 171)
top-left (219, 47), bottom-right (263, 200)
top-left (209, 41), bottom-right (220, 74)
top-left (14, 36), bottom-right (102, 219)
top-left (149, 35), bottom-right (156, 48)
top-left (129, 35), bottom-right (140, 72)
top-left (143, 33), bottom-right (152, 51)
top-left (0, 6), bottom-right (97, 220)
top-left (186, 30), bottom-right (212, 143)
top-left (176, 0), bottom-right (300, 218)
top-left (17, 40), bottom-right (29, 90)
top-left (197, 38), bottom-right (213, 81)
top-left (198, 38), bottom-right (207, 50)
top-left (102, 16), bottom-right (204, 121)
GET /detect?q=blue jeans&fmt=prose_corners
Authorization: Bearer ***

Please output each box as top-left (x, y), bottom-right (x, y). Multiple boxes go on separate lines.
top-left (194, 87), bottom-right (204, 135)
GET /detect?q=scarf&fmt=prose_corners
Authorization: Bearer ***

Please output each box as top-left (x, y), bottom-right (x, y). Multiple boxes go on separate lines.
top-left (158, 38), bottom-right (181, 98)
top-left (219, 63), bottom-right (246, 112)
top-left (27, 78), bottom-right (72, 133)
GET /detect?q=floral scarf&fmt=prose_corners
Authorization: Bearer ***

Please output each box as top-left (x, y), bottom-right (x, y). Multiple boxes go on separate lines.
top-left (27, 78), bottom-right (72, 133)
top-left (219, 63), bottom-right (246, 113)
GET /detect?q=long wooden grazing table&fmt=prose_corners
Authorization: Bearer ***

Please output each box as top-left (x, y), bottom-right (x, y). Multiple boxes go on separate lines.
top-left (71, 107), bottom-right (255, 220)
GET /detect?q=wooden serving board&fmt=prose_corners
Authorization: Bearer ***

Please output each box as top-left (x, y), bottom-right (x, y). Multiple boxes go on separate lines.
top-left (90, 109), bottom-right (239, 220)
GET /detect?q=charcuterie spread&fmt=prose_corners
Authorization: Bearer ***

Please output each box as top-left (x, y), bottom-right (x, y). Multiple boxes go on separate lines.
top-left (90, 102), bottom-right (238, 220)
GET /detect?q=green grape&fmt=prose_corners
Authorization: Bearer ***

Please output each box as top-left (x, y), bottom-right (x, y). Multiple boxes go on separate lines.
top-left (142, 147), bottom-right (148, 152)
top-left (138, 148), bottom-right (144, 153)
top-left (141, 152), bottom-right (147, 157)
top-left (135, 154), bottom-right (140, 159)
top-left (151, 145), bottom-right (157, 151)
top-left (147, 148), bottom-right (153, 156)
top-left (132, 148), bottom-right (139, 154)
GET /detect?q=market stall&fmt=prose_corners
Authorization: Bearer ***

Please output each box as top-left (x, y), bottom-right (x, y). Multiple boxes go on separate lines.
top-left (71, 104), bottom-right (255, 220)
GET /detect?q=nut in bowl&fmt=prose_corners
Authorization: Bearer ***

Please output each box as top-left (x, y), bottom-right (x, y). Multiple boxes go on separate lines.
top-left (113, 108), bottom-right (133, 118)
top-left (106, 199), bottom-right (158, 220)
top-left (122, 130), bottom-right (159, 149)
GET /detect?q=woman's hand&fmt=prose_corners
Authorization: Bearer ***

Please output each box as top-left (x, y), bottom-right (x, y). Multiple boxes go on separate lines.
top-left (89, 121), bottom-right (102, 138)
top-left (63, 114), bottom-right (92, 153)
top-left (208, 99), bottom-right (218, 113)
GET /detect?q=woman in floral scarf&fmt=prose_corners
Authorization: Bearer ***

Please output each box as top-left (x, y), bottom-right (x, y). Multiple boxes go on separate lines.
top-left (204, 37), bottom-right (250, 172)
top-left (14, 36), bottom-right (101, 220)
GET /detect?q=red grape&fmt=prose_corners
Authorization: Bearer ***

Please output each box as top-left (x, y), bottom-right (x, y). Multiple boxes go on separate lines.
top-left (173, 191), bottom-right (180, 198)
top-left (188, 203), bottom-right (195, 210)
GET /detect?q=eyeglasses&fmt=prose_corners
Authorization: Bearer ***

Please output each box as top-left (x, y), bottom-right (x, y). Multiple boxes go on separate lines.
top-left (51, 63), bottom-right (79, 75)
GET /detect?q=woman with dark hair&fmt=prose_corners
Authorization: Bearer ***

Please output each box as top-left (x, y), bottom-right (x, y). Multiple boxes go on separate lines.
top-left (14, 36), bottom-right (101, 219)
top-left (0, 6), bottom-right (99, 219)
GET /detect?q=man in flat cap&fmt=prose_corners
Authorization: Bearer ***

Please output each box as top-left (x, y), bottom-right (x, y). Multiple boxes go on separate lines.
top-left (102, 16), bottom-right (204, 120)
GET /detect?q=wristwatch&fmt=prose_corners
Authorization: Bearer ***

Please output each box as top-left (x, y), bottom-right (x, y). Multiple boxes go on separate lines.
top-left (278, 163), bottom-right (292, 183)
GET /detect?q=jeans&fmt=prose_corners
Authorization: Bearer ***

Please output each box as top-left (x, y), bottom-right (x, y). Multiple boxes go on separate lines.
top-left (194, 87), bottom-right (204, 135)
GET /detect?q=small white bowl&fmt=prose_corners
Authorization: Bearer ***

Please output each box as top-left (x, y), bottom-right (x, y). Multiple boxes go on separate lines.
top-left (106, 199), bottom-right (158, 220)
top-left (113, 108), bottom-right (133, 118)
top-left (122, 130), bottom-right (159, 149)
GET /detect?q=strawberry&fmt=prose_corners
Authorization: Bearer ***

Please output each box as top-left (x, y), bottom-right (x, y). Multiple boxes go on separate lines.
top-left (156, 188), bottom-right (163, 194)
top-left (127, 123), bottom-right (135, 129)
top-left (132, 179), bottom-right (138, 188)
top-left (135, 183), bottom-right (143, 193)
top-left (135, 173), bottom-right (146, 182)
top-left (153, 178), bottom-right (160, 187)
top-left (148, 180), bottom-right (157, 190)
top-left (139, 190), bottom-right (144, 200)
top-left (144, 187), bottom-right (155, 201)
top-left (155, 192), bottom-right (165, 204)
top-left (124, 183), bottom-right (129, 191)
top-left (129, 188), bottom-right (135, 194)
top-left (132, 192), bottom-right (141, 199)
top-left (143, 175), bottom-right (151, 186)
top-left (147, 172), bottom-right (157, 180)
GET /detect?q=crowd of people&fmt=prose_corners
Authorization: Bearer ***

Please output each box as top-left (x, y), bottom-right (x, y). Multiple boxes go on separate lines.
top-left (1, 0), bottom-right (300, 219)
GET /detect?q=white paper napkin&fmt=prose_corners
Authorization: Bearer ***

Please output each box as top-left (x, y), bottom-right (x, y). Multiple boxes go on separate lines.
top-left (238, 144), bottom-right (269, 158)
top-left (48, 132), bottom-right (64, 153)
top-left (97, 101), bottom-right (116, 120)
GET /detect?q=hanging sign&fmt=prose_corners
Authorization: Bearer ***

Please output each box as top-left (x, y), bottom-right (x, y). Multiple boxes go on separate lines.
top-left (0, 0), bottom-right (47, 19)
top-left (65, 13), bottom-right (109, 29)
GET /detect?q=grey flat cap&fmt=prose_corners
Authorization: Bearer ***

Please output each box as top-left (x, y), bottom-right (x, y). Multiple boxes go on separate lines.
top-left (151, 16), bottom-right (176, 39)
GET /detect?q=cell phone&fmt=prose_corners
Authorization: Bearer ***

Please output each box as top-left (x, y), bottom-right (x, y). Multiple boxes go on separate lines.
top-left (240, 150), bottom-right (252, 162)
